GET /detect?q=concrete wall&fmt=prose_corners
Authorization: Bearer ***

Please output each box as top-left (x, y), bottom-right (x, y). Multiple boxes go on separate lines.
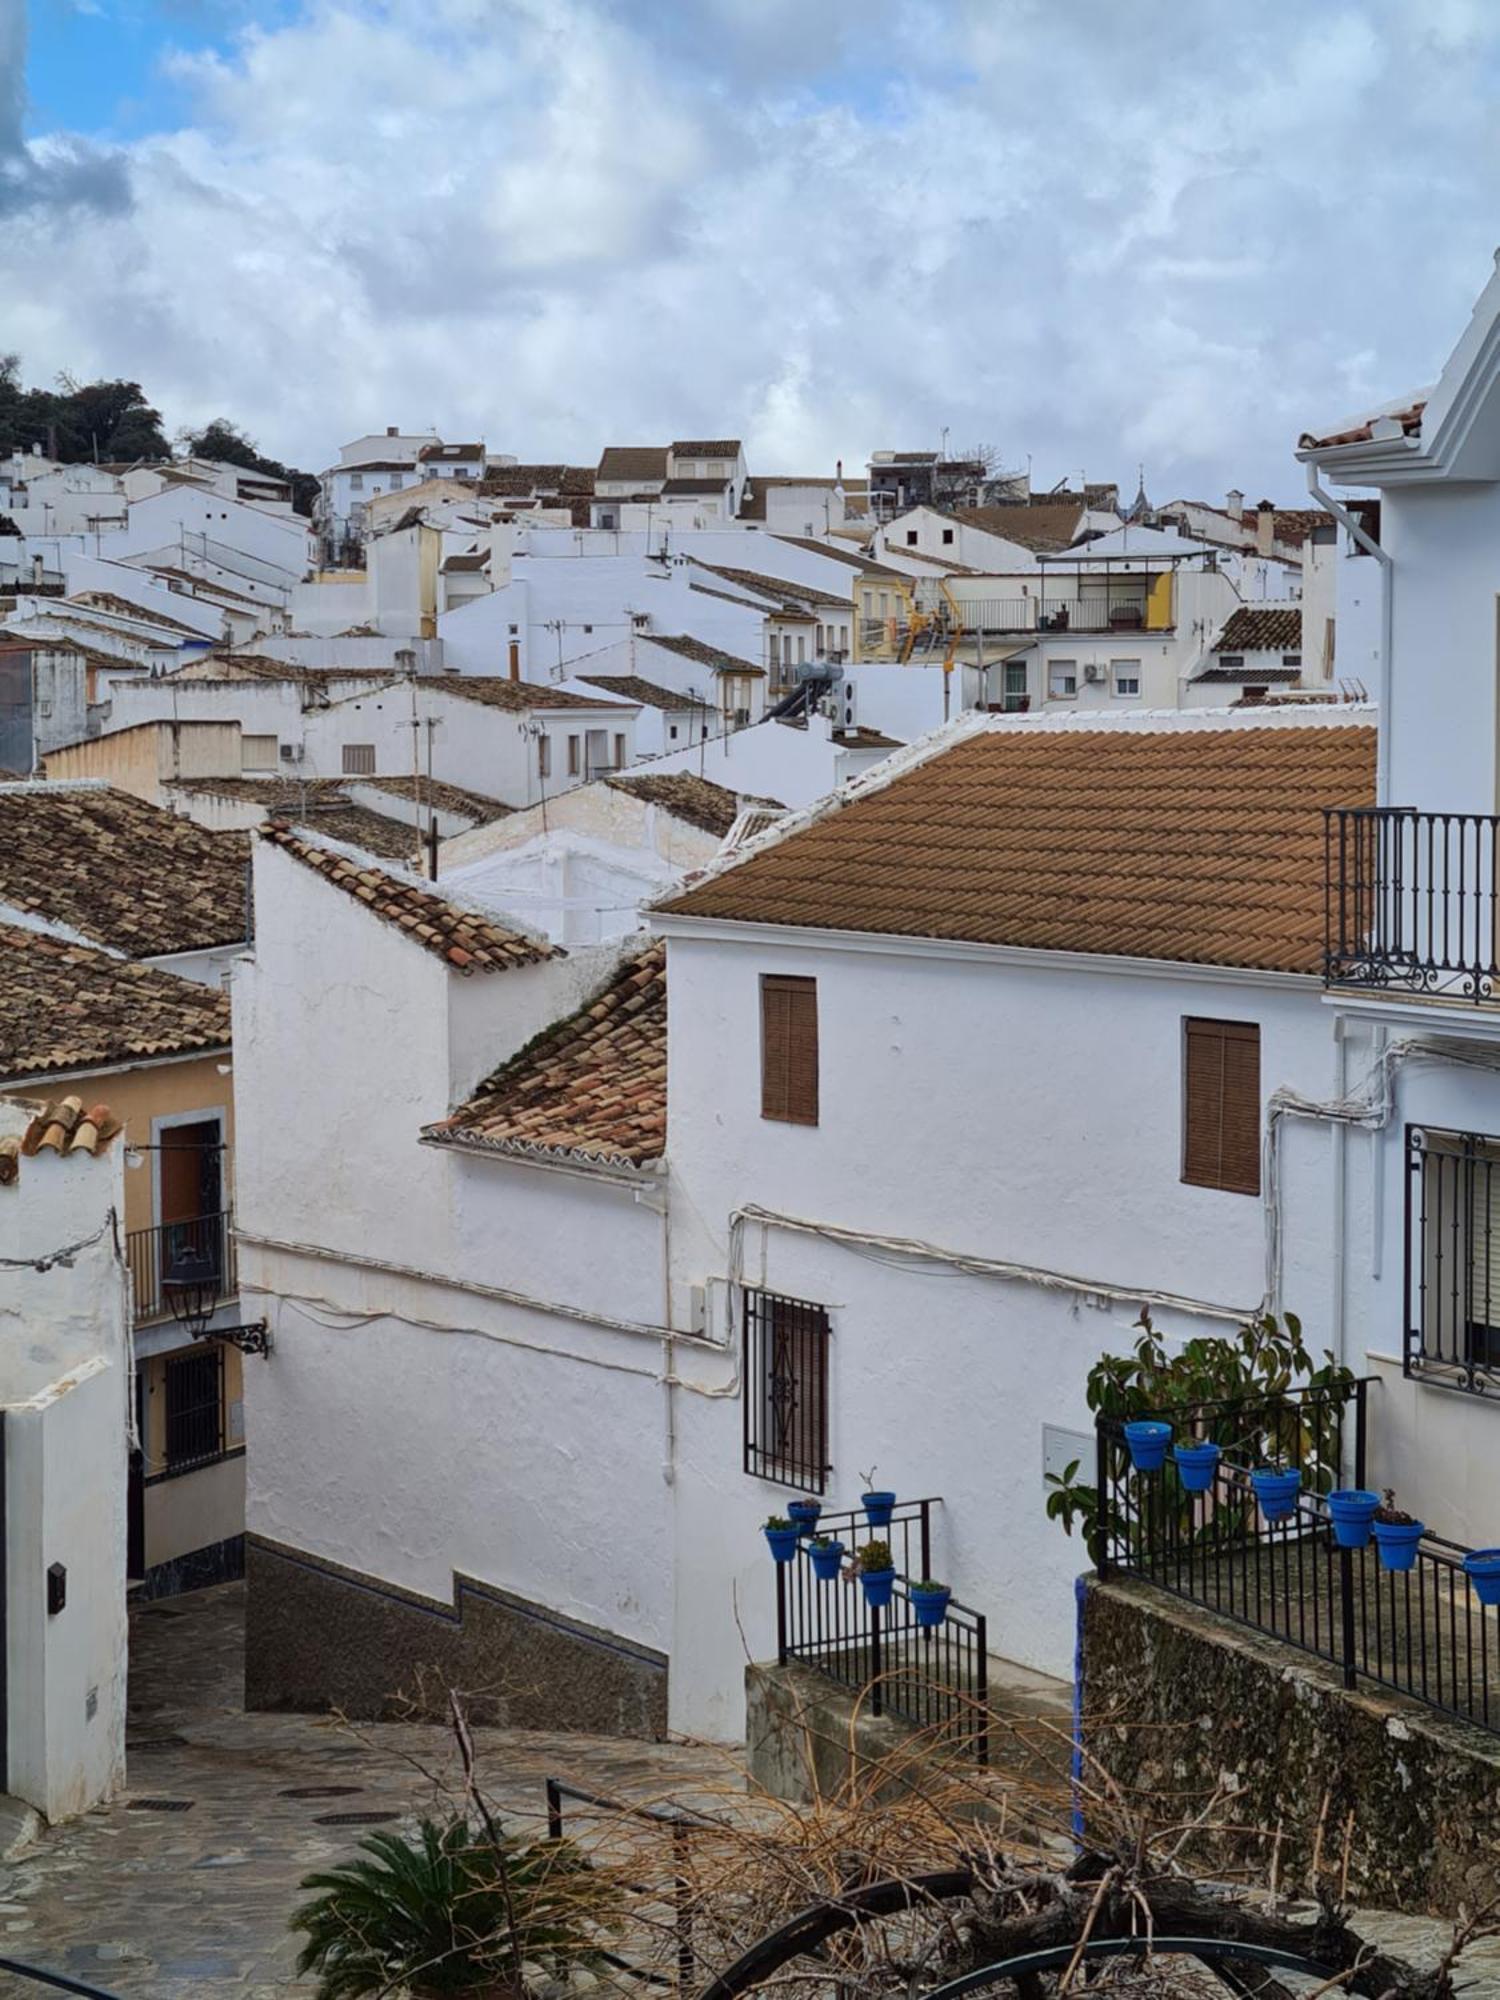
top-left (45, 720), bottom-right (242, 800)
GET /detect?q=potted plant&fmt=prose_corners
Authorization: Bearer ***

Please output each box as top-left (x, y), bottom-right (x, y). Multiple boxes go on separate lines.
top-left (1464, 1548), bottom-right (1500, 1606)
top-left (856, 1538), bottom-right (895, 1608)
top-left (763, 1516), bottom-right (799, 1564)
top-left (1172, 1438), bottom-right (1221, 1494)
top-left (1250, 1460), bottom-right (1303, 1523)
top-left (806, 1535), bottom-right (845, 1583)
top-left (908, 1578), bottom-right (951, 1628)
top-left (1122, 1419), bottom-right (1172, 1473)
top-left (1327, 1487), bottom-right (1380, 1549)
top-left (859, 1464), bottom-right (896, 1528)
top-left (1371, 1490), bottom-right (1425, 1572)
top-left (786, 1498), bottom-right (822, 1537)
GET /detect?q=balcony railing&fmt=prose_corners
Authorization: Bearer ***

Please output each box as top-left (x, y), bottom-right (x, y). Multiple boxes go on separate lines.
top-left (1326, 806), bottom-right (1500, 1002)
top-left (773, 1497), bottom-right (990, 1762)
top-left (125, 1211), bottom-right (237, 1327)
top-left (960, 596), bottom-right (1151, 637)
top-left (1097, 1379), bottom-right (1500, 1738)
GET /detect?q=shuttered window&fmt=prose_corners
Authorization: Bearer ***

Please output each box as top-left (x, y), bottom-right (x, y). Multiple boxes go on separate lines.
top-left (1182, 1017), bottom-right (1260, 1195)
top-left (761, 975), bottom-right (818, 1126)
top-left (342, 743), bottom-right (376, 775)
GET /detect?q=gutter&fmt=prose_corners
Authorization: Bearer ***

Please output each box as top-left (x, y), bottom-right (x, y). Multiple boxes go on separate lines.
top-left (1304, 460), bottom-right (1393, 803)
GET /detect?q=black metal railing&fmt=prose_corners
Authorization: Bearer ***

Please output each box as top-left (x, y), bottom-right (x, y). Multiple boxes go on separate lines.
top-left (1098, 1379), bottom-right (1500, 1736)
top-left (1325, 806), bottom-right (1500, 1002)
top-left (543, 1778), bottom-right (708, 1992)
top-left (125, 1212), bottom-right (237, 1326)
top-left (774, 1498), bottom-right (990, 1762)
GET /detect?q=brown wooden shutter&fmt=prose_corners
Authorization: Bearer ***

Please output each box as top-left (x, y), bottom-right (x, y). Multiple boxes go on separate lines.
top-left (761, 975), bottom-right (818, 1125)
top-left (1183, 1017), bottom-right (1260, 1195)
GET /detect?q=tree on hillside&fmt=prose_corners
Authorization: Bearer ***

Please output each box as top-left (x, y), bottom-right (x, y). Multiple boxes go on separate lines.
top-left (0, 357), bottom-right (171, 464)
top-left (180, 417), bottom-right (320, 519)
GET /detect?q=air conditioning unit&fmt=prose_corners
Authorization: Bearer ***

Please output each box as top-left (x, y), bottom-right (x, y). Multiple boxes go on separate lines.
top-left (1083, 662), bottom-right (1106, 684)
top-left (279, 743), bottom-right (304, 763)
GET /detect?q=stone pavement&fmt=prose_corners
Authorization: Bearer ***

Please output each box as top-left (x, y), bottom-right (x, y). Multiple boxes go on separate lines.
top-left (0, 1582), bottom-right (745, 1997)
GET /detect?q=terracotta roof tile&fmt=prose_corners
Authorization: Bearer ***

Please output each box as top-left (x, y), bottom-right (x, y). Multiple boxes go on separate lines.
top-left (658, 720), bottom-right (1377, 975)
top-left (425, 943), bottom-right (665, 1168)
top-left (0, 922), bottom-right (230, 1081)
top-left (427, 675), bottom-right (633, 713)
top-left (671, 439), bottom-right (740, 457)
top-left (692, 562), bottom-right (852, 610)
top-left (1299, 399), bottom-right (1427, 450)
top-left (951, 504), bottom-right (1086, 552)
top-left (6, 1096), bottom-right (123, 1177)
top-left (1216, 608), bottom-right (1302, 652)
top-left (604, 773), bottom-right (761, 837)
top-left (260, 823), bottom-right (558, 973)
top-left (577, 675), bottom-right (711, 712)
top-left (598, 447), bottom-right (669, 482)
top-left (0, 783), bottom-right (247, 957)
top-left (644, 634), bottom-right (764, 675)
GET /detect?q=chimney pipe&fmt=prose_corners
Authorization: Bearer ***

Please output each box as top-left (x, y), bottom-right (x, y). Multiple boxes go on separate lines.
top-left (1225, 487), bottom-right (1243, 521)
top-left (387, 425), bottom-right (398, 438)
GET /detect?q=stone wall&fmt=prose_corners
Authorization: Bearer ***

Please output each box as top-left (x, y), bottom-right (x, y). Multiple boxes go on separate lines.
top-left (1082, 1576), bottom-right (1500, 1916)
top-left (246, 1535), bottom-right (668, 1739)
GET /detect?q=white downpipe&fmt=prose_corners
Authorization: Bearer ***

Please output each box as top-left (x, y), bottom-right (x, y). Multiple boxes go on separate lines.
top-left (1305, 460), bottom-right (1393, 803)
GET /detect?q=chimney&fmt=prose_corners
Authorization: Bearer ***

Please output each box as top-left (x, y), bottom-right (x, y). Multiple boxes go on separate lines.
top-left (386, 425), bottom-right (398, 438)
top-left (507, 639), bottom-right (521, 681)
top-left (1256, 501), bottom-right (1275, 558)
top-left (835, 458), bottom-right (843, 483)
top-left (1225, 488), bottom-right (1243, 521)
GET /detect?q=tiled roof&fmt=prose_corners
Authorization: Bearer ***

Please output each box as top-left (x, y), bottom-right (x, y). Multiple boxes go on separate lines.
top-left (662, 478), bottom-right (730, 496)
top-left (658, 719), bottom-right (1377, 975)
top-left (442, 551), bottom-right (489, 572)
top-left (260, 823), bottom-right (558, 973)
top-left (0, 783), bottom-right (247, 957)
top-left (644, 634), bottom-right (763, 675)
top-left (835, 726), bottom-right (904, 750)
top-left (951, 505), bottom-right (1085, 552)
top-left (1299, 398), bottom-right (1427, 450)
top-left (10, 1096), bottom-right (123, 1168)
top-left (1267, 510), bottom-right (1329, 545)
top-left (604, 773), bottom-right (756, 837)
top-left (1196, 664), bottom-right (1303, 684)
top-left (358, 774), bottom-right (512, 823)
top-left (672, 440), bottom-right (740, 457)
top-left (0, 922), bottom-right (230, 1082)
top-left (180, 655), bottom-right (392, 684)
top-left (68, 591), bottom-right (208, 637)
top-left (425, 943), bottom-right (665, 1169)
top-left (578, 675), bottom-right (711, 711)
top-left (427, 675), bottom-right (633, 713)
top-left (1216, 607), bottom-right (1302, 652)
top-left (775, 537), bottom-right (905, 578)
top-left (598, 447), bottom-right (669, 483)
top-left (419, 442), bottom-right (483, 460)
top-left (693, 563), bottom-right (852, 610)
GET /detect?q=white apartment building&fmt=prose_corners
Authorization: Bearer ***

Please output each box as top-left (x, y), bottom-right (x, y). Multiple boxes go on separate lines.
top-left (315, 427), bottom-right (449, 559)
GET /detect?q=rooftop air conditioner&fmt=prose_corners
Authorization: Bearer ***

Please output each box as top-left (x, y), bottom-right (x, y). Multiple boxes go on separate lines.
top-left (1083, 662), bottom-right (1106, 684)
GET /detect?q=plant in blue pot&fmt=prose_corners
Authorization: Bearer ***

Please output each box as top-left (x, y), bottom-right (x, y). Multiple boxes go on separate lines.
top-left (1327, 1488), bottom-right (1380, 1549)
top-left (859, 1464), bottom-right (896, 1529)
top-left (806, 1536), bottom-right (845, 1583)
top-left (1250, 1461), bottom-right (1303, 1524)
top-left (1371, 1490), bottom-right (1425, 1572)
top-left (1122, 1419), bottom-right (1172, 1473)
top-left (1464, 1548), bottom-right (1500, 1606)
top-left (763, 1516), bottom-right (799, 1564)
top-left (1172, 1439), bottom-right (1221, 1494)
top-left (908, 1579), bottom-right (951, 1629)
top-left (856, 1538), bottom-right (895, 1609)
top-left (786, 1498), bottom-right (822, 1538)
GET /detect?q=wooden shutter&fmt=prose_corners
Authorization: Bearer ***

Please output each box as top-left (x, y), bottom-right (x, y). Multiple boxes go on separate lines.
top-left (1183, 1017), bottom-right (1260, 1195)
top-left (761, 975), bottom-right (818, 1125)
top-left (1469, 1144), bottom-right (1500, 1333)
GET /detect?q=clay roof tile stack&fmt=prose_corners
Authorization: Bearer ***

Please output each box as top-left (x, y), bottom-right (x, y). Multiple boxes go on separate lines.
top-left (1, 1095), bottom-right (124, 1187)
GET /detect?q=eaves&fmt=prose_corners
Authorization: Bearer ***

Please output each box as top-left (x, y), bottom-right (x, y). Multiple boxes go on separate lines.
top-left (650, 911), bottom-right (1320, 992)
top-left (418, 1128), bottom-right (665, 1188)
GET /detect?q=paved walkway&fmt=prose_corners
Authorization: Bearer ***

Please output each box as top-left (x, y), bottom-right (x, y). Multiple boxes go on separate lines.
top-left (1, 1583), bottom-right (744, 1997)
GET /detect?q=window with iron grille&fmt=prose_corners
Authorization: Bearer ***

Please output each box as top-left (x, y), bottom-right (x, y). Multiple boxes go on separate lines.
top-left (743, 1288), bottom-right (831, 1490)
top-left (163, 1346), bottom-right (224, 1475)
top-left (1406, 1126), bottom-right (1500, 1388)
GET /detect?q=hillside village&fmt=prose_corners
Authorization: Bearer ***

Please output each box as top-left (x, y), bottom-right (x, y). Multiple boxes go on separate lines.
top-left (12, 251), bottom-right (1500, 1990)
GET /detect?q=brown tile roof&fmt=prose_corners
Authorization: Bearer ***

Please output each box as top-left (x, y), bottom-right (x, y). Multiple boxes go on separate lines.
top-left (0, 922), bottom-right (230, 1082)
top-left (577, 675), bottom-right (711, 712)
top-left (693, 562), bottom-right (852, 610)
top-left (644, 634), bottom-right (764, 675)
top-left (179, 654), bottom-right (392, 685)
top-left (427, 675), bottom-right (634, 713)
top-left (951, 505), bottom-right (1085, 552)
top-left (259, 823), bottom-right (558, 973)
top-left (358, 774), bottom-right (512, 824)
top-left (775, 537), bottom-right (905, 578)
top-left (418, 442), bottom-right (483, 460)
top-left (658, 720), bottom-right (1377, 975)
top-left (672, 440), bottom-right (740, 457)
top-left (835, 726), bottom-right (904, 750)
top-left (171, 773), bottom-right (508, 852)
top-left (1267, 510), bottom-right (1329, 545)
top-left (0, 783), bottom-right (247, 957)
top-left (662, 478), bottom-right (731, 496)
top-left (604, 773), bottom-right (757, 838)
top-left (598, 447), bottom-right (669, 483)
top-left (1216, 608), bottom-right (1302, 652)
top-left (424, 943), bottom-right (665, 1168)
top-left (1299, 398), bottom-right (1427, 450)
top-left (12, 1096), bottom-right (123, 1165)
top-left (442, 550), bottom-right (489, 572)
top-left (68, 591), bottom-right (208, 637)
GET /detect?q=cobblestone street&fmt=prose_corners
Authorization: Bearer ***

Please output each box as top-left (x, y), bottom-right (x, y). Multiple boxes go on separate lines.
top-left (0, 1583), bottom-right (744, 1997)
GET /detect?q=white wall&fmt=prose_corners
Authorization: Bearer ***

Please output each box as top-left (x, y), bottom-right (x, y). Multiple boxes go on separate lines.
top-left (101, 487), bottom-right (312, 576)
top-left (624, 711), bottom-right (857, 808)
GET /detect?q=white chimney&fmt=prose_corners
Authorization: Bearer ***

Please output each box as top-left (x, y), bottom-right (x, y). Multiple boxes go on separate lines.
top-left (1226, 488), bottom-right (1243, 521)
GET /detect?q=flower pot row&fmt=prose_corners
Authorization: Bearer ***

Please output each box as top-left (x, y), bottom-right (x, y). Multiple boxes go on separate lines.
top-left (781, 1492), bottom-right (898, 1540)
top-left (761, 1522), bottom-right (951, 1624)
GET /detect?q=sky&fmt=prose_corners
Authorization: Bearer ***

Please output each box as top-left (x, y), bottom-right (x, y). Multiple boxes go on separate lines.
top-left (3, 0), bottom-right (1500, 498)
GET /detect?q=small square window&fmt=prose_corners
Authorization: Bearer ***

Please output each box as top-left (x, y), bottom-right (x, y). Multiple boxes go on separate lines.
top-left (241, 734), bottom-right (277, 772)
top-left (1048, 661), bottom-right (1078, 699)
top-left (906, 530), bottom-right (918, 545)
top-left (1110, 660), bottom-right (1141, 698)
top-left (342, 743), bottom-right (376, 775)
top-left (942, 528), bottom-right (954, 545)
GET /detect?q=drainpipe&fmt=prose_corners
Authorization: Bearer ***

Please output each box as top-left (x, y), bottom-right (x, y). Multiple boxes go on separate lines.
top-left (1305, 460), bottom-right (1393, 804)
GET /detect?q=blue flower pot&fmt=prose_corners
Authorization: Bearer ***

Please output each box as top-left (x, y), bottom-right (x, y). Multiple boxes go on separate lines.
top-left (1372, 1518), bottom-right (1424, 1572)
top-left (909, 1585), bottom-right (951, 1629)
top-left (1327, 1489), bottom-right (1380, 1549)
top-left (807, 1539), bottom-right (845, 1583)
top-left (787, 1500), bottom-right (822, 1538)
top-left (1251, 1467), bottom-right (1302, 1523)
top-left (1123, 1420), bottom-right (1172, 1473)
top-left (862, 1490), bottom-right (896, 1528)
top-left (1173, 1441), bottom-right (1221, 1494)
top-left (1464, 1549), bottom-right (1500, 1606)
top-left (764, 1524), bottom-right (799, 1564)
top-left (859, 1566), bottom-right (896, 1609)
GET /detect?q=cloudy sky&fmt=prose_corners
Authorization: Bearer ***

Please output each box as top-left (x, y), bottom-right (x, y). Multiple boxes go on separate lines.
top-left (3, 0), bottom-right (1498, 497)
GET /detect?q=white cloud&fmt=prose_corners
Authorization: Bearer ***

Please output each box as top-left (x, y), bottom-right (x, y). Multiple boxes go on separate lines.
top-left (4, 0), bottom-right (1500, 499)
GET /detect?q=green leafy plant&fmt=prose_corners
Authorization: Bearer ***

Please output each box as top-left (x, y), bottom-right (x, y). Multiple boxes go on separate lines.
top-left (807, 1535), bottom-right (836, 1551)
top-left (764, 1515), bottom-right (792, 1531)
top-left (1045, 1308), bottom-right (1355, 1559)
top-left (911, 1578), bottom-right (948, 1593)
top-left (291, 1815), bottom-right (619, 1999)
top-left (856, 1539), bottom-right (894, 1574)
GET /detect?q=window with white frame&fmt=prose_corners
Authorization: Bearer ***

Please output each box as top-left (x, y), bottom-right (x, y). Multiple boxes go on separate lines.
top-left (1110, 659), bottom-right (1142, 698)
top-left (1048, 660), bottom-right (1078, 699)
